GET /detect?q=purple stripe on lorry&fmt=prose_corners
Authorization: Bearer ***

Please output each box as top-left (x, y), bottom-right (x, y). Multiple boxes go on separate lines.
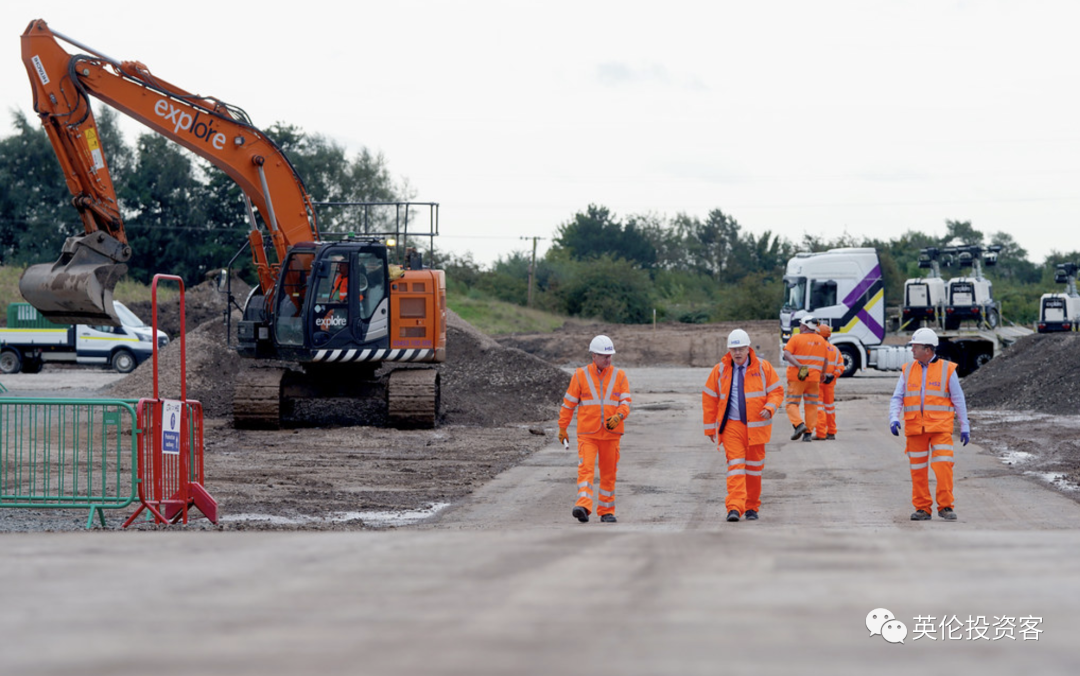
top-left (857, 309), bottom-right (886, 341)
top-left (843, 265), bottom-right (882, 307)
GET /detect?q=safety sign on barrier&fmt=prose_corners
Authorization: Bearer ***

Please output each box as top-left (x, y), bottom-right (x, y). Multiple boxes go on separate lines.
top-left (161, 399), bottom-right (181, 455)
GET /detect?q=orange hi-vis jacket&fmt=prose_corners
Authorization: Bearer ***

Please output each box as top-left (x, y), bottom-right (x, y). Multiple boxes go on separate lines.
top-left (824, 343), bottom-right (845, 380)
top-left (702, 348), bottom-right (784, 445)
top-left (559, 363), bottom-right (631, 438)
top-left (784, 331), bottom-right (829, 383)
top-left (901, 358), bottom-right (959, 435)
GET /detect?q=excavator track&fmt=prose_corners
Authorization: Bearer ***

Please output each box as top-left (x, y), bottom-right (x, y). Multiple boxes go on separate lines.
top-left (387, 368), bottom-right (440, 429)
top-left (233, 366), bottom-right (287, 429)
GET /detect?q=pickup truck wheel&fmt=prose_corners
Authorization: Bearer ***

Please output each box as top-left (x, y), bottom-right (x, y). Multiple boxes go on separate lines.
top-left (22, 357), bottom-right (44, 374)
top-left (112, 349), bottom-right (137, 374)
top-left (0, 349), bottom-right (22, 374)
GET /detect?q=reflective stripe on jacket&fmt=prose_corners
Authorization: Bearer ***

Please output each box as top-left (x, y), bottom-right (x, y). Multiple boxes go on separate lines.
top-left (559, 364), bottom-right (631, 437)
top-left (702, 348), bottom-right (784, 445)
top-left (902, 358), bottom-right (958, 434)
top-left (823, 344), bottom-right (845, 381)
top-left (784, 332), bottom-right (829, 383)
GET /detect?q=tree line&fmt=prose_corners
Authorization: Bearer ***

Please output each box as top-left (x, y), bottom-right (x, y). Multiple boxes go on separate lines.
top-left (444, 208), bottom-right (1079, 326)
top-left (2, 109), bottom-right (1074, 325)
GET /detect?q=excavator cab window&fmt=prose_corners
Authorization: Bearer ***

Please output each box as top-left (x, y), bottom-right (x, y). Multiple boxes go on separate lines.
top-left (274, 250), bottom-right (315, 346)
top-left (356, 252), bottom-right (386, 321)
top-left (311, 255), bottom-right (353, 345)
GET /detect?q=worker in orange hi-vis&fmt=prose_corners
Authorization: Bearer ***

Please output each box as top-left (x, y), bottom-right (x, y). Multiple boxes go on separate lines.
top-left (782, 315), bottom-right (829, 442)
top-left (702, 329), bottom-right (784, 523)
top-left (815, 324), bottom-right (845, 440)
top-left (558, 335), bottom-right (632, 524)
top-left (889, 328), bottom-right (970, 522)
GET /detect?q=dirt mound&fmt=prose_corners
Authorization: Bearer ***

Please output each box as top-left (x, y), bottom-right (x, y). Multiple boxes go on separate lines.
top-left (124, 274), bottom-right (250, 338)
top-left (964, 333), bottom-right (1080, 414)
top-left (496, 319), bottom-right (781, 368)
top-left (104, 304), bottom-right (570, 427)
top-left (440, 310), bottom-right (568, 425)
top-left (103, 313), bottom-right (239, 417)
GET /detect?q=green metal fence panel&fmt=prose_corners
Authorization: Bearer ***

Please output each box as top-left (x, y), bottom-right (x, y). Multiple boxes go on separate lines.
top-left (0, 398), bottom-right (140, 527)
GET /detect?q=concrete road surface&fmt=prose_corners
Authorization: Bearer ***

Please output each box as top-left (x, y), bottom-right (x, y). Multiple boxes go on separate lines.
top-left (2, 367), bottom-right (1078, 675)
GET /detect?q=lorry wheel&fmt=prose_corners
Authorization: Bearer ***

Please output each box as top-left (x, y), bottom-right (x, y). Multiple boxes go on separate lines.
top-left (0, 349), bottom-right (22, 374)
top-left (837, 344), bottom-right (859, 377)
top-left (986, 308), bottom-right (1000, 329)
top-left (112, 349), bottom-right (137, 374)
top-left (22, 358), bottom-right (44, 374)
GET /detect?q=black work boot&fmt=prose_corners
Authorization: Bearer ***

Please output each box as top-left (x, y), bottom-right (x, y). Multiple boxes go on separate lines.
top-left (938, 507), bottom-right (957, 521)
top-left (744, 510), bottom-right (759, 520)
top-left (600, 514), bottom-right (617, 523)
top-left (803, 433), bottom-right (813, 442)
top-left (726, 510), bottom-right (740, 522)
top-left (790, 423), bottom-right (808, 440)
top-left (572, 506), bottom-right (589, 523)
top-left (910, 510), bottom-right (932, 521)
top-left (826, 434), bottom-right (836, 440)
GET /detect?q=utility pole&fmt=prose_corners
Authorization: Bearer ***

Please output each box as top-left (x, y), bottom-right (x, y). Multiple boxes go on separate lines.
top-left (520, 236), bottom-right (545, 308)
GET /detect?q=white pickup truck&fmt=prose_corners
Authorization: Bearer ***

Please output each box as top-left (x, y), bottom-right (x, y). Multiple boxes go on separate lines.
top-left (0, 302), bottom-right (168, 374)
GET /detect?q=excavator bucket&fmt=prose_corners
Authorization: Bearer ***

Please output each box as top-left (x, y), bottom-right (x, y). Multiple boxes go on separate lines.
top-left (18, 232), bottom-right (132, 326)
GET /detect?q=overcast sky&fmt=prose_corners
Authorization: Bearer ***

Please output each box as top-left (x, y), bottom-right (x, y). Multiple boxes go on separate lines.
top-left (4, 0), bottom-right (1079, 268)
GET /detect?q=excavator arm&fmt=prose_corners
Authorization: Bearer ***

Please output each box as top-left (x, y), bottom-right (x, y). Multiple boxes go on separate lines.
top-left (19, 19), bottom-right (319, 324)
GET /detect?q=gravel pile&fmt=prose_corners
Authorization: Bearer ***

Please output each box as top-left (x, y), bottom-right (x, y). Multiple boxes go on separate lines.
top-left (963, 333), bottom-right (1080, 414)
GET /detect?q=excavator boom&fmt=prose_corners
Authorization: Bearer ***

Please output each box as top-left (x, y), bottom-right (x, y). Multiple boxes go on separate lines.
top-left (19, 19), bottom-right (318, 324)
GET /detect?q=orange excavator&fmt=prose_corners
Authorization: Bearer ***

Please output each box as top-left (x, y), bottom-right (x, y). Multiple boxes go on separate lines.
top-left (20, 19), bottom-right (446, 427)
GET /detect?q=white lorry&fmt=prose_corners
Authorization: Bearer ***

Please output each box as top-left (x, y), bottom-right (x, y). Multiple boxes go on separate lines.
top-left (0, 302), bottom-right (168, 374)
top-left (1036, 263), bottom-right (1080, 334)
top-left (780, 247), bottom-right (1031, 377)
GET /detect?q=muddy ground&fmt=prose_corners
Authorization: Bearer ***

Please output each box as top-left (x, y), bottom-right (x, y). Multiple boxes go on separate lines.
top-left (2, 287), bottom-right (1078, 531)
top-left (962, 332), bottom-right (1080, 492)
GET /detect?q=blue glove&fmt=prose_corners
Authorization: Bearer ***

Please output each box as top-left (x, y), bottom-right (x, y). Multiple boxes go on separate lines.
top-left (961, 431), bottom-right (969, 446)
top-left (890, 421), bottom-right (901, 436)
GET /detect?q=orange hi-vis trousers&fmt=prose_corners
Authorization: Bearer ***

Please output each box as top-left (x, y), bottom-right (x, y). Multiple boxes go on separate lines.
top-left (905, 431), bottom-right (955, 512)
top-left (785, 379), bottom-right (819, 433)
top-left (720, 419), bottom-right (766, 514)
top-left (576, 437), bottom-right (620, 517)
top-left (815, 381), bottom-right (837, 438)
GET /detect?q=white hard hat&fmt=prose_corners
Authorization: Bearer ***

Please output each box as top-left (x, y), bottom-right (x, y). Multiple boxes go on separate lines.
top-left (909, 327), bottom-right (939, 347)
top-left (589, 335), bottom-right (616, 355)
top-left (727, 329), bottom-right (751, 348)
top-left (800, 314), bottom-right (818, 330)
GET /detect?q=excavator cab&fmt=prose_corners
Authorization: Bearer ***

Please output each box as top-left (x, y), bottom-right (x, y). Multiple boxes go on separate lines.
top-left (18, 232), bottom-right (131, 326)
top-left (307, 244), bottom-right (391, 350)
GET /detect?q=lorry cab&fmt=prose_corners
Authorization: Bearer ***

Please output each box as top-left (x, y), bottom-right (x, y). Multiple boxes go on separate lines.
top-left (780, 247), bottom-right (887, 374)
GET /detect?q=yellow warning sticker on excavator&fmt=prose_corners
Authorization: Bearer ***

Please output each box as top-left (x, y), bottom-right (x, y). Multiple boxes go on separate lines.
top-left (85, 128), bottom-right (105, 171)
